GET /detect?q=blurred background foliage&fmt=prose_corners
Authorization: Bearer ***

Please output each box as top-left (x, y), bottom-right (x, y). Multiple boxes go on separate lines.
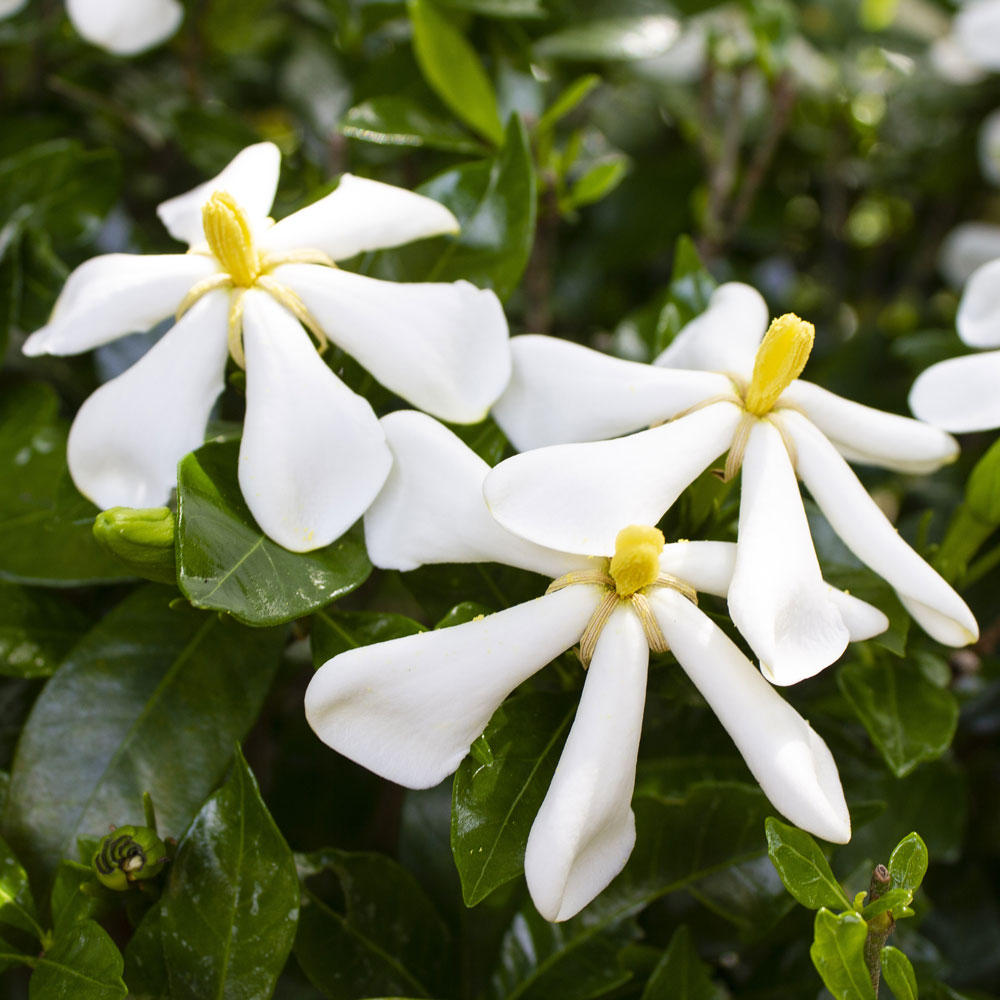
top-left (1, 0), bottom-right (1000, 998)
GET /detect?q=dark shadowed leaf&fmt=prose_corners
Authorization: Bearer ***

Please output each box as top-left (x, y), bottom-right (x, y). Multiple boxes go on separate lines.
top-left (533, 15), bottom-right (681, 61)
top-left (29, 919), bottom-right (126, 1000)
top-left (642, 925), bottom-right (723, 1000)
top-left (177, 441), bottom-right (371, 627)
top-left (340, 96), bottom-right (487, 154)
top-left (0, 583), bottom-right (89, 678)
top-left (3, 586), bottom-right (284, 883)
top-left (156, 749), bottom-right (299, 1000)
top-left (311, 608), bottom-right (424, 668)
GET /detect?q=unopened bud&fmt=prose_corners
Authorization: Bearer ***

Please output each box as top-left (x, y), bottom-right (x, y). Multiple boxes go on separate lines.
top-left (93, 507), bottom-right (176, 584)
top-left (93, 826), bottom-right (168, 891)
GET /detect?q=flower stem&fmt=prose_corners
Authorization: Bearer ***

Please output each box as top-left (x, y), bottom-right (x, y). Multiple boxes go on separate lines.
top-left (863, 863), bottom-right (894, 996)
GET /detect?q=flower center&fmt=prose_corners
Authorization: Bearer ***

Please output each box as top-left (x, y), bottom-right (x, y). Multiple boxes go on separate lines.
top-left (203, 191), bottom-right (261, 287)
top-left (609, 524), bottom-right (665, 597)
top-left (546, 525), bottom-right (696, 667)
top-left (743, 313), bottom-right (814, 416)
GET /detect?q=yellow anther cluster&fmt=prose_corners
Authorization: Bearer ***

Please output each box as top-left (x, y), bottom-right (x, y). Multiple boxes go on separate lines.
top-left (202, 191), bottom-right (261, 287)
top-left (743, 313), bottom-right (814, 416)
top-left (609, 525), bottom-right (665, 598)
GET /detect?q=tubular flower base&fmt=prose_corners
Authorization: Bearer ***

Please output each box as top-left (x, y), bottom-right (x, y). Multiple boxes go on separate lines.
top-left (23, 142), bottom-right (510, 552)
top-left (304, 412), bottom-right (888, 921)
top-left (486, 282), bottom-right (976, 685)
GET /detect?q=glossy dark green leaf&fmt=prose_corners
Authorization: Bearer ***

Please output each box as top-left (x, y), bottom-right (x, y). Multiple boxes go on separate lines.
top-left (452, 692), bottom-right (575, 905)
top-left (29, 919), bottom-right (127, 1000)
top-left (880, 946), bottom-right (917, 1000)
top-left (0, 583), bottom-right (89, 678)
top-left (765, 816), bottom-right (851, 911)
top-left (642, 925), bottom-right (722, 1000)
top-left (418, 115), bottom-right (536, 300)
top-left (888, 832), bottom-right (929, 893)
top-left (311, 608), bottom-right (424, 668)
top-left (533, 15), bottom-right (681, 61)
top-left (177, 441), bottom-right (371, 627)
top-left (295, 848), bottom-right (450, 999)
top-left (0, 830), bottom-right (43, 944)
top-left (408, 0), bottom-right (504, 145)
top-left (838, 657), bottom-right (958, 777)
top-left (157, 749), bottom-right (299, 1000)
top-left (435, 600), bottom-right (490, 628)
top-left (0, 384), bottom-right (129, 587)
top-left (340, 96), bottom-right (487, 154)
top-left (122, 902), bottom-right (167, 1000)
top-left (3, 586), bottom-right (284, 882)
top-left (809, 908), bottom-right (875, 1000)
top-left (50, 860), bottom-right (104, 932)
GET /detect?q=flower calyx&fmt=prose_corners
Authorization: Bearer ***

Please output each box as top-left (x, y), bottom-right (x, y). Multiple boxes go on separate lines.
top-left (547, 525), bottom-right (697, 667)
top-left (176, 189), bottom-right (338, 369)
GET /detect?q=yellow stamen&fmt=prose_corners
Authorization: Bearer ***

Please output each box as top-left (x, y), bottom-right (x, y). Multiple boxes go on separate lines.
top-left (202, 191), bottom-right (261, 287)
top-left (744, 313), bottom-right (814, 416)
top-left (609, 525), bottom-right (665, 598)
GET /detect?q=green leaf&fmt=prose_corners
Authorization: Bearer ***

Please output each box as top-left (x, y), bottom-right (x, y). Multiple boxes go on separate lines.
top-left (50, 860), bottom-right (103, 932)
top-left (880, 946), bottom-right (917, 1000)
top-left (860, 0), bottom-right (899, 31)
top-left (408, 0), bottom-right (504, 145)
top-left (157, 749), bottom-right (299, 1000)
top-left (417, 114), bottom-right (536, 300)
top-left (765, 816), bottom-right (851, 911)
top-left (122, 902), bottom-right (167, 1000)
top-left (809, 909), bottom-right (876, 1000)
top-left (177, 441), bottom-right (371, 627)
top-left (565, 156), bottom-right (628, 210)
top-left (3, 586), bottom-right (285, 883)
top-left (837, 657), bottom-right (959, 778)
top-left (859, 887), bottom-right (911, 919)
top-left (340, 96), bottom-right (488, 154)
top-left (888, 832), bottom-right (929, 893)
top-left (29, 919), bottom-right (126, 1000)
top-left (533, 15), bottom-right (681, 61)
top-left (642, 925), bottom-right (722, 1000)
top-left (536, 75), bottom-right (601, 135)
top-left (0, 384), bottom-right (129, 587)
top-left (311, 608), bottom-right (425, 668)
top-left (295, 848), bottom-right (449, 999)
top-left (435, 0), bottom-right (545, 17)
top-left (0, 830), bottom-right (43, 944)
top-left (0, 582), bottom-right (89, 678)
top-left (452, 692), bottom-right (575, 905)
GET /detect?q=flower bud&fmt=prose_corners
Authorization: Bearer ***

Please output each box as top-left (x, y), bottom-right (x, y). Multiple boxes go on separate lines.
top-left (92, 826), bottom-right (168, 891)
top-left (93, 507), bottom-right (176, 584)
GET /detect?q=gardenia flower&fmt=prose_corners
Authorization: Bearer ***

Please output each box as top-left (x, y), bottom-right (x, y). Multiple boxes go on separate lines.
top-left (486, 283), bottom-right (976, 685)
top-left (23, 142), bottom-right (509, 551)
top-left (305, 411), bottom-right (887, 921)
top-left (0, 0), bottom-right (183, 55)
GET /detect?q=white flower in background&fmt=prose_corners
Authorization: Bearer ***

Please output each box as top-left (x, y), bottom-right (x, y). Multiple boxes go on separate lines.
top-left (305, 411), bottom-right (886, 922)
top-left (0, 0), bottom-right (183, 55)
top-left (485, 283), bottom-right (976, 685)
top-left (23, 142), bottom-right (509, 552)
top-left (930, 0), bottom-right (1000, 83)
top-left (940, 222), bottom-right (1000, 289)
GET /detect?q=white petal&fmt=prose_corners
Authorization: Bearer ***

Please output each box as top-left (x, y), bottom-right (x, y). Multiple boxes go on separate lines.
top-left (156, 142), bottom-right (281, 246)
top-left (929, 33), bottom-right (987, 85)
top-left (276, 263), bottom-right (510, 423)
top-left (957, 258), bottom-right (1000, 347)
top-left (524, 604), bottom-right (648, 921)
top-left (785, 410), bottom-right (979, 647)
top-left (940, 223), bottom-right (1000, 288)
top-left (827, 590), bottom-right (889, 642)
top-left (491, 335), bottom-right (736, 451)
top-left (484, 402), bottom-right (743, 556)
top-left (305, 585), bottom-right (601, 788)
top-left (22, 253), bottom-right (215, 357)
top-left (66, 291), bottom-right (230, 509)
top-left (0, 0), bottom-right (28, 16)
top-left (650, 588), bottom-right (850, 844)
top-left (365, 410), bottom-right (588, 579)
top-left (239, 291), bottom-right (392, 552)
top-left (658, 540), bottom-right (736, 598)
top-left (65, 0), bottom-right (182, 55)
top-left (909, 350), bottom-right (1000, 432)
top-left (730, 420), bottom-right (849, 685)
top-left (955, 0), bottom-right (1000, 71)
top-left (653, 282), bottom-right (769, 377)
top-left (781, 380), bottom-right (959, 474)
top-left (261, 173), bottom-right (459, 261)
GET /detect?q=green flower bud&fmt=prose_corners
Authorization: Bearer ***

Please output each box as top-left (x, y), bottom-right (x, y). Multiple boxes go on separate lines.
top-left (92, 826), bottom-right (168, 891)
top-left (93, 507), bottom-right (176, 584)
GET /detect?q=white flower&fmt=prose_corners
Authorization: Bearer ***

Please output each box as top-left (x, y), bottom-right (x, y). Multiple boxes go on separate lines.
top-left (0, 0), bottom-right (183, 55)
top-left (23, 142), bottom-right (510, 552)
top-left (305, 411), bottom-right (884, 921)
top-left (485, 283), bottom-right (976, 686)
